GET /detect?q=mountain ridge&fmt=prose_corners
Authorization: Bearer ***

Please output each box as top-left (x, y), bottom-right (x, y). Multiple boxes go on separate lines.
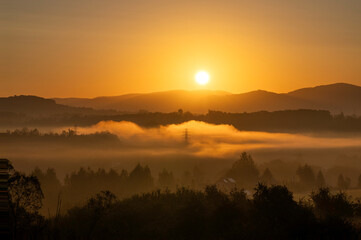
top-left (2, 83), bottom-right (360, 115)
top-left (51, 82), bottom-right (361, 115)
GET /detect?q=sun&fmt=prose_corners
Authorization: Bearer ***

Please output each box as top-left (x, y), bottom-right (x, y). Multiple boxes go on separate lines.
top-left (195, 71), bottom-right (210, 85)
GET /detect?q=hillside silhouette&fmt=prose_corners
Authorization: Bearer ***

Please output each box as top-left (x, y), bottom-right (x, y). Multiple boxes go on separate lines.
top-left (53, 83), bottom-right (361, 115)
top-left (0, 95), bottom-right (118, 116)
top-left (2, 95), bottom-right (361, 132)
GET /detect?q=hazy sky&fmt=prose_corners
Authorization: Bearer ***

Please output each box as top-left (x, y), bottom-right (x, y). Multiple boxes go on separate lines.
top-left (1, 0), bottom-right (361, 97)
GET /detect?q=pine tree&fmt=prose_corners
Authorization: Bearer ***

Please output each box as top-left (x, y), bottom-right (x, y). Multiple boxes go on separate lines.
top-left (337, 174), bottom-right (351, 190)
top-left (316, 170), bottom-right (326, 187)
top-left (227, 152), bottom-right (259, 188)
top-left (296, 164), bottom-right (316, 189)
top-left (261, 168), bottom-right (276, 185)
top-left (158, 169), bottom-right (175, 189)
top-left (357, 174), bottom-right (361, 188)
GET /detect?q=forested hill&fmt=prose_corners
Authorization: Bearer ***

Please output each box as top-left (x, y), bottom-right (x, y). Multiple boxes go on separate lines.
top-left (1, 106), bottom-right (361, 132)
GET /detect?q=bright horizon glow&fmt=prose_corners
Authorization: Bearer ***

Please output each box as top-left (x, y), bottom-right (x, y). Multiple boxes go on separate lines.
top-left (195, 71), bottom-right (210, 85)
top-left (2, 1), bottom-right (361, 97)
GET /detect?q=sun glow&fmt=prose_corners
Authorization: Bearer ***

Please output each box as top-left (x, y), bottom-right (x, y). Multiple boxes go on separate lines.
top-left (195, 71), bottom-right (210, 85)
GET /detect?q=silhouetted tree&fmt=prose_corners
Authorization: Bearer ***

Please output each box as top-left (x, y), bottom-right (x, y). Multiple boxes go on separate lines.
top-left (181, 170), bottom-right (193, 187)
top-left (64, 191), bottom-right (116, 239)
top-left (37, 185), bottom-right (361, 239)
top-left (358, 174), bottom-right (361, 188)
top-left (158, 169), bottom-right (175, 189)
top-left (251, 183), bottom-right (315, 239)
top-left (316, 170), bottom-right (326, 187)
top-left (227, 152), bottom-right (259, 188)
top-left (310, 187), bottom-right (357, 239)
top-left (32, 167), bottom-right (62, 216)
top-left (311, 187), bottom-right (353, 219)
top-left (296, 164), bottom-right (316, 190)
top-left (8, 171), bottom-right (45, 239)
top-left (260, 168), bottom-right (276, 185)
top-left (129, 164), bottom-right (154, 194)
top-left (337, 174), bottom-right (351, 190)
top-left (192, 166), bottom-right (204, 189)
top-left (61, 128), bottom-right (77, 137)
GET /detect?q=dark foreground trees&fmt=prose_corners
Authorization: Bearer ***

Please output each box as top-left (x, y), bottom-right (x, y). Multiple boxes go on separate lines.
top-left (7, 160), bottom-right (361, 239)
top-left (8, 171), bottom-right (45, 239)
top-left (41, 184), bottom-right (359, 240)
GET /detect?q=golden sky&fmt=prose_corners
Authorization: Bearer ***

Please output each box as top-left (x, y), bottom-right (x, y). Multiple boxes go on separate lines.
top-left (1, 0), bottom-right (361, 97)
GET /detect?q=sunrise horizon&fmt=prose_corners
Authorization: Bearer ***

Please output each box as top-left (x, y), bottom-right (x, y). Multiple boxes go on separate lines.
top-left (2, 1), bottom-right (361, 239)
top-left (1, 81), bottom-right (359, 99)
top-left (3, 1), bottom-right (361, 98)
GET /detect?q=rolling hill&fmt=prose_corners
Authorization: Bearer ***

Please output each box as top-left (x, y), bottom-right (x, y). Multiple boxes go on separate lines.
top-left (53, 83), bottom-right (361, 115)
top-left (0, 95), bottom-right (117, 116)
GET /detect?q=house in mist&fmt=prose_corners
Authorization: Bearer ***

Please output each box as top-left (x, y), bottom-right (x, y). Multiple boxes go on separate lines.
top-left (216, 177), bottom-right (236, 191)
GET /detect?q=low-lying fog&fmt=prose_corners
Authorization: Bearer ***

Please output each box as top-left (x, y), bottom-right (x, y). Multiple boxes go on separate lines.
top-left (75, 120), bottom-right (361, 152)
top-left (1, 120), bottom-right (361, 186)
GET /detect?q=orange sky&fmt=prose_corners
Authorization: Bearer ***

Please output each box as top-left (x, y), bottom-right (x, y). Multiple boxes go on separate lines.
top-left (1, 0), bottom-right (361, 97)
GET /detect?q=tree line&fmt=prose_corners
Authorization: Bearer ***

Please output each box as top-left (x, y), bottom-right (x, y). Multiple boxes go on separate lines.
top-left (8, 171), bottom-right (361, 239)
top-left (2, 109), bottom-right (361, 132)
top-left (15, 152), bottom-right (361, 218)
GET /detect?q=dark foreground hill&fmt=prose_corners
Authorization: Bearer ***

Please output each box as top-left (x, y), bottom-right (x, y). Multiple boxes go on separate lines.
top-left (53, 83), bottom-right (361, 115)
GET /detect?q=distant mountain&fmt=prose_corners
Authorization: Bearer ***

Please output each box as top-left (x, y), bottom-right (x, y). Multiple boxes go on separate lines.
top-left (288, 83), bottom-right (361, 114)
top-left (54, 90), bottom-right (233, 113)
top-left (53, 83), bottom-right (361, 115)
top-left (0, 95), bottom-right (116, 116)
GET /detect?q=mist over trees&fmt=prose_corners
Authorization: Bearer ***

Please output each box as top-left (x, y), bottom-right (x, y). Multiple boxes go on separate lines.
top-left (5, 150), bottom-right (361, 239)
top-left (9, 175), bottom-right (361, 239)
top-left (226, 152), bottom-right (259, 188)
top-left (3, 102), bottom-right (361, 132)
top-left (261, 168), bottom-right (276, 185)
top-left (0, 128), bottom-right (119, 147)
top-left (13, 152), bottom-right (360, 219)
top-left (158, 169), bottom-right (175, 190)
top-left (337, 174), bottom-right (351, 190)
top-left (54, 185), bottom-right (357, 239)
top-left (316, 170), bottom-right (326, 188)
top-left (296, 164), bottom-right (316, 191)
